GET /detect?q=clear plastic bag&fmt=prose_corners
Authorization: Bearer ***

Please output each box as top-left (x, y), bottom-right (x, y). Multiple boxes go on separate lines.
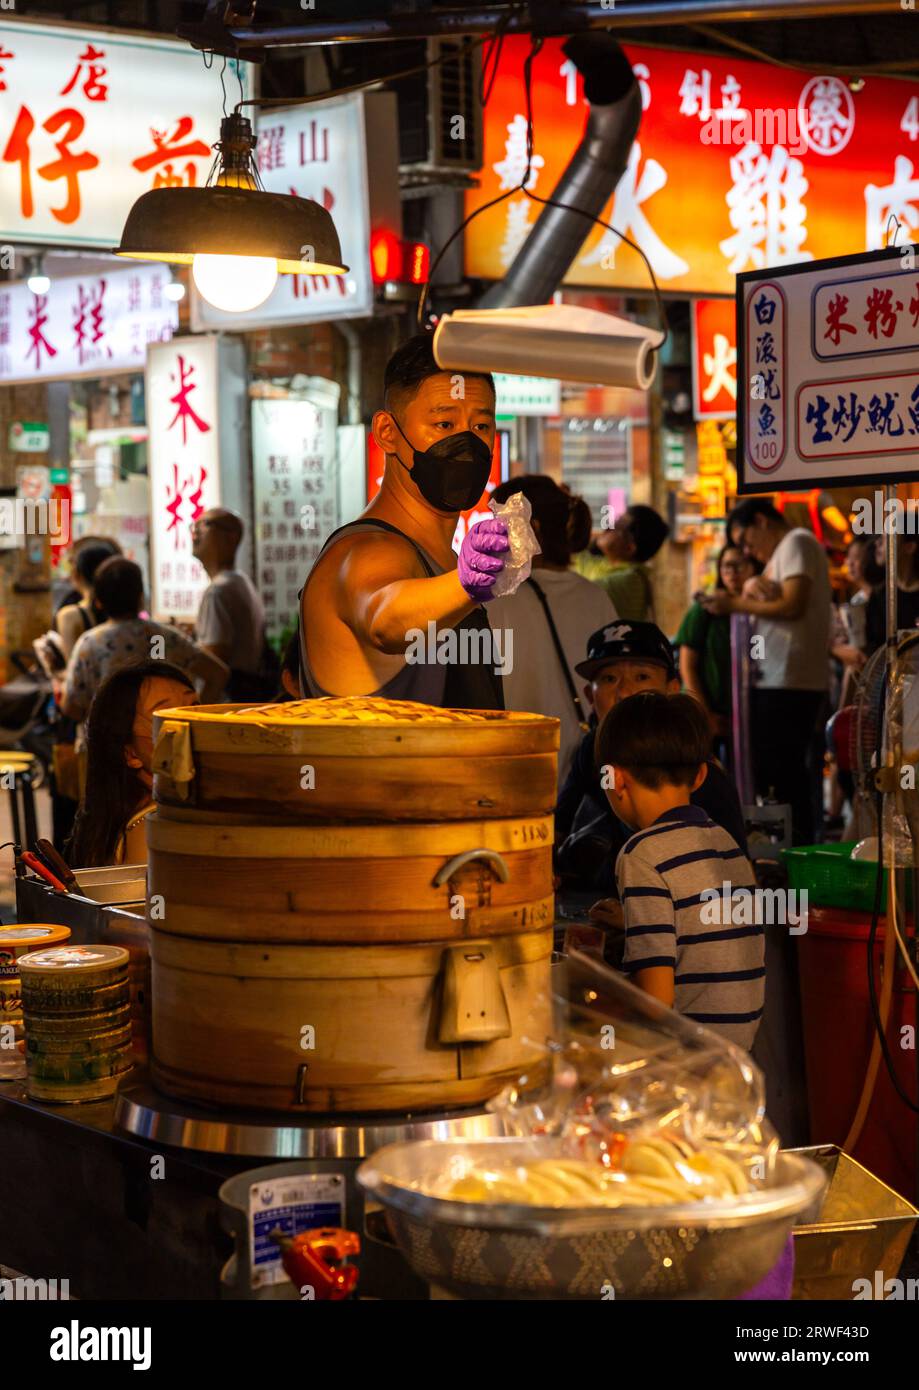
top-left (483, 949), bottom-right (779, 1195)
top-left (487, 490), bottom-right (540, 598)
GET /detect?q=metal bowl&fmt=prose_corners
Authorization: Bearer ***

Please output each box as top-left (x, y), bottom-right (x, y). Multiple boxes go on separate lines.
top-left (358, 1138), bottom-right (826, 1300)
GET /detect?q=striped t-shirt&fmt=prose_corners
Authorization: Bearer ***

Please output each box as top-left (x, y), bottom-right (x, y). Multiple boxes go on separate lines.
top-left (616, 804), bottom-right (764, 1049)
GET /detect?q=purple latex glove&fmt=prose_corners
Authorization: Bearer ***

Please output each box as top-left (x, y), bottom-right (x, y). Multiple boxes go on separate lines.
top-left (458, 517), bottom-right (510, 603)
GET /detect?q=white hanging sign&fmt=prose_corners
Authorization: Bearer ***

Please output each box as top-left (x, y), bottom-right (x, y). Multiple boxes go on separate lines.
top-left (738, 246), bottom-right (919, 492)
top-left (146, 335), bottom-right (223, 622)
top-left (0, 20), bottom-right (249, 247)
top-left (0, 264), bottom-right (177, 384)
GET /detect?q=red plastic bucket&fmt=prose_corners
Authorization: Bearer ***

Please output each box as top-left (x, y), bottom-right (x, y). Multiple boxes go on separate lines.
top-left (797, 907), bottom-right (917, 1201)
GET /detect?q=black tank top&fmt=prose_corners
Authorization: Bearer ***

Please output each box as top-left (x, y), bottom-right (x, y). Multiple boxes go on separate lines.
top-left (299, 518), bottom-right (504, 711)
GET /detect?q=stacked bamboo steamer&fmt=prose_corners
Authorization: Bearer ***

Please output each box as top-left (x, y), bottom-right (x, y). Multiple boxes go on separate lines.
top-left (148, 696), bottom-right (559, 1113)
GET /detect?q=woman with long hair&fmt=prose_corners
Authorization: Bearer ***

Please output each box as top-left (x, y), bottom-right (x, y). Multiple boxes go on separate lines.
top-left (676, 542), bottom-right (760, 750)
top-left (68, 661), bottom-right (198, 868)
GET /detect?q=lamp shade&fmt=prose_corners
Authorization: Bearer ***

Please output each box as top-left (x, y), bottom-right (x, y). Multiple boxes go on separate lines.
top-left (115, 185), bottom-right (348, 276)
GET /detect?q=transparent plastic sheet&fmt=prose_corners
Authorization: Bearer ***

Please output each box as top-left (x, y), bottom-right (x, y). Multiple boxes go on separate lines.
top-left (487, 490), bottom-right (540, 597)
top-left (466, 950), bottom-right (780, 1205)
top-left (355, 952), bottom-right (826, 1298)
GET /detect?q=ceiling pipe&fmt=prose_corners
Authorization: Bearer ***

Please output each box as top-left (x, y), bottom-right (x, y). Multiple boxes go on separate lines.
top-left (179, 0), bottom-right (898, 53)
top-left (476, 32), bottom-right (640, 310)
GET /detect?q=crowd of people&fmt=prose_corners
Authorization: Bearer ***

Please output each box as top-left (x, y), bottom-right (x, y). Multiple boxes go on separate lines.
top-left (31, 334), bottom-right (899, 1061)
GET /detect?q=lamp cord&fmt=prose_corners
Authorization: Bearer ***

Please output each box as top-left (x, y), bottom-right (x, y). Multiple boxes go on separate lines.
top-left (416, 32), bottom-right (669, 349)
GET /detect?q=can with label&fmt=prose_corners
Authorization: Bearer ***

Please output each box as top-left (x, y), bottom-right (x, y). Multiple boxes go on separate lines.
top-left (0, 924), bottom-right (72, 1020)
top-left (19, 944), bottom-right (133, 1103)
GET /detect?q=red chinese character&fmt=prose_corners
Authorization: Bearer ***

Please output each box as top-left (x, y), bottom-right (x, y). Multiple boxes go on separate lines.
top-left (823, 292), bottom-right (856, 347)
top-left (127, 276), bottom-right (142, 313)
top-left (60, 45), bottom-right (108, 102)
top-left (910, 284), bottom-right (919, 328)
top-left (132, 116), bottom-right (211, 188)
top-left (73, 280), bottom-right (112, 364)
top-left (165, 463), bottom-right (185, 547)
top-left (864, 286), bottom-right (903, 340)
top-left (26, 294), bottom-right (57, 370)
top-left (187, 466), bottom-right (207, 525)
top-left (0, 47), bottom-right (14, 93)
top-left (2, 105), bottom-right (99, 224)
top-left (167, 355), bottom-right (211, 445)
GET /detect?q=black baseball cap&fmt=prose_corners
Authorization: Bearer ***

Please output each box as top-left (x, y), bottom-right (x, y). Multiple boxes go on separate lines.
top-left (575, 620), bottom-right (677, 681)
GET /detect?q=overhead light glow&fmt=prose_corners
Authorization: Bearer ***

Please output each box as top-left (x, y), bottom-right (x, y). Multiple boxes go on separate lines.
top-left (192, 253), bottom-right (278, 313)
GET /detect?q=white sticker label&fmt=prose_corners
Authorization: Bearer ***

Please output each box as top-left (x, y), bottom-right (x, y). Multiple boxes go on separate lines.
top-left (248, 1173), bottom-right (345, 1290)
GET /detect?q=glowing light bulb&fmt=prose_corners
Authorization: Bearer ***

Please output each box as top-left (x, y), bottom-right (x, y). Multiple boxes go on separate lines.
top-left (27, 273), bottom-right (51, 295)
top-left (192, 253), bottom-right (278, 313)
top-left (165, 277), bottom-right (186, 303)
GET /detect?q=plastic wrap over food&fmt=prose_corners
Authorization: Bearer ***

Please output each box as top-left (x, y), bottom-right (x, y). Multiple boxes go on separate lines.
top-left (487, 491), bottom-right (540, 598)
top-left (466, 949), bottom-right (780, 1204)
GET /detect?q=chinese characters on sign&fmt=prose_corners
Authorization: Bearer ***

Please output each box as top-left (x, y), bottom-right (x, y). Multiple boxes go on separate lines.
top-left (0, 21), bottom-right (248, 246)
top-left (147, 337), bottom-right (222, 621)
top-left (0, 264), bottom-right (177, 384)
top-left (252, 395), bottom-right (340, 638)
top-left (738, 247), bottom-right (919, 491)
top-left (691, 298), bottom-right (737, 420)
top-left (466, 40), bottom-right (919, 295)
top-left (193, 94), bottom-right (372, 330)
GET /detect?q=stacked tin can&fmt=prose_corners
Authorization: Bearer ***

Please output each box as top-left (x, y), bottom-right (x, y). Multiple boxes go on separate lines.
top-left (18, 944), bottom-right (134, 1102)
top-left (0, 925), bottom-right (72, 1080)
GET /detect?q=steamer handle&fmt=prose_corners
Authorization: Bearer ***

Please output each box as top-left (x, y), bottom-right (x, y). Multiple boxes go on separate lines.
top-left (433, 849), bottom-right (510, 888)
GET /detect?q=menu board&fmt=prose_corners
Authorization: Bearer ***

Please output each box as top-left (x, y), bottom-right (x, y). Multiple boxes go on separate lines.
top-left (251, 389), bottom-right (340, 638)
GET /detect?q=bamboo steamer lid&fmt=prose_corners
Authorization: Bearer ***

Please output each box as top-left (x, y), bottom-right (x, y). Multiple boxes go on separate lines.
top-left (152, 696), bottom-right (560, 822)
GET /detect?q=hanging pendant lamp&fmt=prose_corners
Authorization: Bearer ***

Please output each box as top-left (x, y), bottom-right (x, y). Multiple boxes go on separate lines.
top-left (115, 112), bottom-right (348, 312)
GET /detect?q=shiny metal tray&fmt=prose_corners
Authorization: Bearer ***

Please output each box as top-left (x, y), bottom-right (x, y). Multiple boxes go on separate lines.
top-left (358, 1137), bottom-right (827, 1300)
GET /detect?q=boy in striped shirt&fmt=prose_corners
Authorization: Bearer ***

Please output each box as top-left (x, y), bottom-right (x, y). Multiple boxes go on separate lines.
top-left (598, 690), bottom-right (764, 1049)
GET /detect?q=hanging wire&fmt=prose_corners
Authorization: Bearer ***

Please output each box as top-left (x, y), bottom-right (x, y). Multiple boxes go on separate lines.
top-left (885, 213), bottom-right (904, 247)
top-left (220, 55), bottom-right (229, 118)
top-left (236, 34), bottom-right (492, 112)
top-left (417, 32), bottom-right (669, 348)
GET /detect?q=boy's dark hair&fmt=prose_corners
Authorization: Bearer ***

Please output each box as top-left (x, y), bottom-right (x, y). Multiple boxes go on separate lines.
top-left (92, 556), bottom-right (144, 619)
top-left (596, 691), bottom-right (710, 790)
top-left (727, 497), bottom-right (785, 535)
top-left (624, 504), bottom-right (669, 562)
top-left (383, 332), bottom-right (495, 413)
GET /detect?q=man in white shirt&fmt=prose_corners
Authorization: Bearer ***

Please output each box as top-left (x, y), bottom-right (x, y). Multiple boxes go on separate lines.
top-left (702, 497), bottom-right (831, 844)
top-left (485, 476), bottom-right (617, 784)
top-left (192, 509), bottom-right (268, 699)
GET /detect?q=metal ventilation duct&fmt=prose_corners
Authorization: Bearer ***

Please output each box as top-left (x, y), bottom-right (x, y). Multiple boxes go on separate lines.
top-left (476, 32), bottom-right (641, 310)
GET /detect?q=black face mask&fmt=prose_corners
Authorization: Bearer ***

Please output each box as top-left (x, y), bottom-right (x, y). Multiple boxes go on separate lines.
top-left (391, 417), bottom-right (493, 513)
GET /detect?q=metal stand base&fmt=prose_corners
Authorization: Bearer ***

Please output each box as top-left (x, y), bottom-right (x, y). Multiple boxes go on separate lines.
top-left (114, 1079), bottom-right (503, 1158)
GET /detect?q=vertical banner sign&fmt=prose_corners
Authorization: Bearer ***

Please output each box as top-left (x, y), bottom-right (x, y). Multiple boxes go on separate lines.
top-left (252, 392), bottom-right (340, 639)
top-left (691, 299), bottom-right (737, 420)
top-left (147, 336), bottom-right (222, 621)
top-left (737, 245), bottom-right (919, 492)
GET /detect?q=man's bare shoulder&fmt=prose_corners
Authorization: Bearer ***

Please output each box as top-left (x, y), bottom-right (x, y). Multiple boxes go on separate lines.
top-left (320, 526), bottom-right (428, 587)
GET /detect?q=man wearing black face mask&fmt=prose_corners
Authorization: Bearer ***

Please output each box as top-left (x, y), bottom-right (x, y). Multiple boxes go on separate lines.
top-left (299, 334), bottom-right (510, 708)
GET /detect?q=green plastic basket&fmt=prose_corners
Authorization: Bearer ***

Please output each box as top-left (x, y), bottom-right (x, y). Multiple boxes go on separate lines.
top-left (782, 841), bottom-right (913, 914)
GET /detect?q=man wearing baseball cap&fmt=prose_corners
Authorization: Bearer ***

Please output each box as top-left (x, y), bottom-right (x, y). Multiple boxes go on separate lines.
top-left (555, 620), bottom-right (747, 894)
